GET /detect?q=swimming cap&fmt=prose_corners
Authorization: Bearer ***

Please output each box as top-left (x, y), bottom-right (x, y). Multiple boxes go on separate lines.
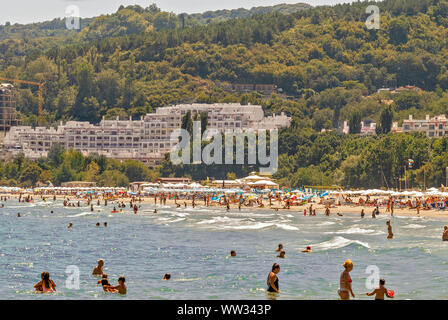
top-left (306, 246), bottom-right (311, 250)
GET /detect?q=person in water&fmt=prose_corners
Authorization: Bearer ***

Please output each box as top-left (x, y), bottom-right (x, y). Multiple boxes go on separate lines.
top-left (17, 213), bottom-right (21, 217)
top-left (361, 209), bottom-right (365, 218)
top-left (443, 226), bottom-right (448, 241)
top-left (68, 222), bottom-right (73, 228)
top-left (277, 250), bottom-right (285, 258)
top-left (104, 222), bottom-right (107, 227)
top-left (338, 259), bottom-right (355, 300)
top-left (98, 273), bottom-right (110, 285)
top-left (162, 273), bottom-right (171, 280)
top-left (386, 220), bottom-right (393, 239)
top-left (267, 263), bottom-right (280, 293)
top-left (276, 244), bottom-right (283, 252)
top-left (34, 272), bottom-right (56, 293)
top-left (104, 276), bottom-right (127, 294)
top-left (301, 246), bottom-right (312, 253)
top-left (92, 259), bottom-right (104, 276)
top-left (230, 250), bottom-right (237, 257)
top-left (363, 278), bottom-right (394, 300)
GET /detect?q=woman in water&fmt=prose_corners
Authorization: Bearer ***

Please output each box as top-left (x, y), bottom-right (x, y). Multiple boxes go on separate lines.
top-left (34, 272), bottom-right (56, 293)
top-left (338, 260), bottom-right (355, 300)
top-left (267, 263), bottom-right (280, 293)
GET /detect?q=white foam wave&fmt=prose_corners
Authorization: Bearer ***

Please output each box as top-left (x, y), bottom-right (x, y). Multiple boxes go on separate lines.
top-left (314, 236), bottom-right (370, 250)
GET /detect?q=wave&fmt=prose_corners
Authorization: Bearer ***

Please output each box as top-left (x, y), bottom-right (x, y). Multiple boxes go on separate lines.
top-left (313, 236), bottom-right (370, 251)
top-left (402, 224), bottom-right (426, 229)
top-left (330, 227), bottom-right (378, 235)
top-left (70, 212), bottom-right (95, 217)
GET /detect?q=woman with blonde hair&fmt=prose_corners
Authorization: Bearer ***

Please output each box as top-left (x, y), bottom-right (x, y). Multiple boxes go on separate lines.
top-left (338, 259), bottom-right (355, 300)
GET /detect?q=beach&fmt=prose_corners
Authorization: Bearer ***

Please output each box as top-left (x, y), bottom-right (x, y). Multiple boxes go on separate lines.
top-left (2, 192), bottom-right (448, 300)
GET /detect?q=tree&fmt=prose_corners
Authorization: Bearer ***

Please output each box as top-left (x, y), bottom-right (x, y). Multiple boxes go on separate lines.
top-left (200, 111), bottom-right (208, 134)
top-left (389, 18), bottom-right (409, 45)
top-left (48, 144), bottom-right (65, 166)
top-left (348, 110), bottom-right (362, 134)
top-left (377, 105), bottom-right (394, 134)
top-left (19, 162), bottom-right (42, 185)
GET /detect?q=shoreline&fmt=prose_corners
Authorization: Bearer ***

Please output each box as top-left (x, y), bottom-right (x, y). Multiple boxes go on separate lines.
top-left (3, 193), bottom-right (448, 220)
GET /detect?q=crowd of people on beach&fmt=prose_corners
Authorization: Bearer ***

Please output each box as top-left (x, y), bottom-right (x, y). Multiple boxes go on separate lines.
top-left (2, 190), bottom-right (448, 300)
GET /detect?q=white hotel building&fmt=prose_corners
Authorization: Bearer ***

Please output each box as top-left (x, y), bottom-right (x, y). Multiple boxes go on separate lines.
top-left (2, 103), bottom-right (291, 166)
top-left (400, 114), bottom-right (448, 138)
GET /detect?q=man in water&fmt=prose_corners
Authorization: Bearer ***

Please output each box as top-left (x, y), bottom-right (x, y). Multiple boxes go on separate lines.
top-left (230, 250), bottom-right (236, 257)
top-left (68, 222), bottom-right (73, 228)
top-left (276, 244), bottom-right (283, 252)
top-left (386, 220), bottom-right (393, 239)
top-left (92, 259), bottom-right (104, 276)
top-left (363, 278), bottom-right (393, 300)
top-left (361, 209), bottom-right (365, 218)
top-left (104, 276), bottom-right (127, 294)
top-left (277, 250), bottom-right (285, 258)
top-left (443, 226), bottom-right (448, 241)
top-left (325, 207), bottom-right (330, 216)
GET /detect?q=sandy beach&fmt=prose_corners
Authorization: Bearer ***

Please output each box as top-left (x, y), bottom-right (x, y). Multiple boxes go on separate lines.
top-left (4, 192), bottom-right (448, 219)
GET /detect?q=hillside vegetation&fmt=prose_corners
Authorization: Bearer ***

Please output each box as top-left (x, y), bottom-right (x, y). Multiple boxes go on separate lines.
top-left (1, 0), bottom-right (448, 188)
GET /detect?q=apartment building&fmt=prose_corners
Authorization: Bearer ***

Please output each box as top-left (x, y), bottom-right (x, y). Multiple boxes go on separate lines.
top-left (402, 114), bottom-right (448, 138)
top-left (2, 103), bottom-right (291, 166)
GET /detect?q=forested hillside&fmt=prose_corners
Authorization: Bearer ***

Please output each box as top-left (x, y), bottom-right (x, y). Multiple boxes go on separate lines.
top-left (1, 0), bottom-right (448, 188)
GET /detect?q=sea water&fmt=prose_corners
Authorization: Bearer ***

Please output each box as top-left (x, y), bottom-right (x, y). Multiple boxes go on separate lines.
top-left (1, 200), bottom-right (448, 300)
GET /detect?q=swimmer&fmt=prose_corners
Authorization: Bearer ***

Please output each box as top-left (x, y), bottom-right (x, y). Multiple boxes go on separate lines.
top-left (50, 211), bottom-right (54, 214)
top-left (301, 246), bottom-right (312, 253)
top-left (372, 209), bottom-right (376, 218)
top-left (337, 212), bottom-right (343, 217)
top-left (154, 209), bottom-right (158, 213)
top-left (162, 273), bottom-right (171, 280)
top-left (267, 263), bottom-right (280, 293)
top-left (277, 250), bottom-right (285, 258)
top-left (34, 271), bottom-right (56, 293)
top-left (104, 275), bottom-right (127, 294)
top-left (338, 259), bottom-right (355, 300)
top-left (275, 244), bottom-right (283, 252)
top-left (104, 222), bottom-right (107, 227)
top-left (92, 259), bottom-right (104, 276)
top-left (443, 226), bottom-right (448, 241)
top-left (68, 222), bottom-right (73, 228)
top-left (362, 278), bottom-right (393, 300)
top-left (96, 222), bottom-right (100, 227)
top-left (386, 220), bottom-right (393, 239)
top-left (17, 213), bottom-right (21, 217)
top-left (230, 250), bottom-right (236, 257)
top-left (361, 209), bottom-right (365, 218)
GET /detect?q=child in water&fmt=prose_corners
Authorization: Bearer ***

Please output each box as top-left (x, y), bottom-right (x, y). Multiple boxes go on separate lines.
top-left (363, 278), bottom-right (394, 300)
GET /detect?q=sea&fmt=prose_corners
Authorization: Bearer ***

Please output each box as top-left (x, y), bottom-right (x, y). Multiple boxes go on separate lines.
top-left (1, 199), bottom-right (448, 300)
